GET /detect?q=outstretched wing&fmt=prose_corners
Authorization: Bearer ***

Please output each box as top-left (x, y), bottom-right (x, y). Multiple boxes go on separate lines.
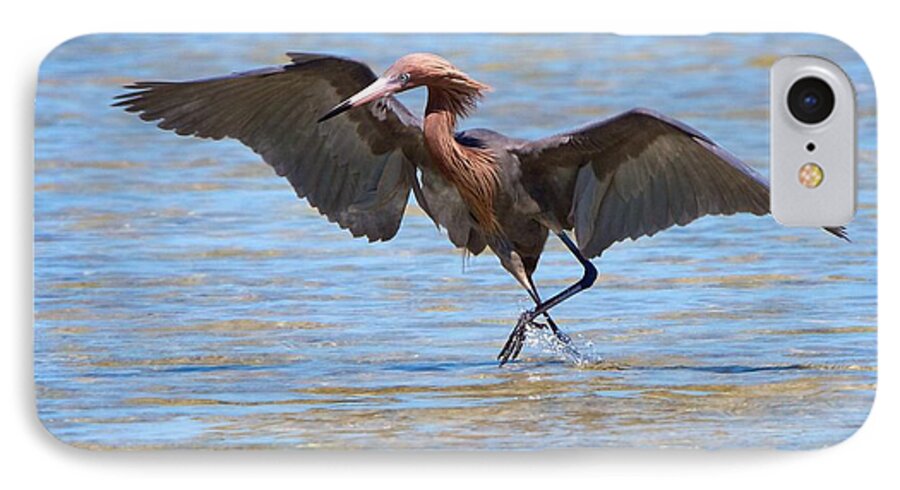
top-left (512, 108), bottom-right (846, 257)
top-left (114, 53), bottom-right (428, 242)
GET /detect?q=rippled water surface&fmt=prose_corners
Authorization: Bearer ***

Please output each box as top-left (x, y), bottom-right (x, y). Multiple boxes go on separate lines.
top-left (35, 34), bottom-right (877, 449)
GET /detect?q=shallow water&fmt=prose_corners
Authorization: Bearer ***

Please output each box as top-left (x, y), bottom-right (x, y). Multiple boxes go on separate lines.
top-left (34, 34), bottom-right (876, 449)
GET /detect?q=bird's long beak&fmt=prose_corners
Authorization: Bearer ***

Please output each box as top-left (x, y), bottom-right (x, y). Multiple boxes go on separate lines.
top-left (318, 77), bottom-right (402, 123)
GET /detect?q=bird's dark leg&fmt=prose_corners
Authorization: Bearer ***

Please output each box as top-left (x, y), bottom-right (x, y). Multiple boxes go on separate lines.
top-left (497, 232), bottom-right (596, 366)
top-left (497, 279), bottom-right (569, 365)
top-left (527, 231), bottom-right (597, 319)
top-left (525, 276), bottom-right (572, 346)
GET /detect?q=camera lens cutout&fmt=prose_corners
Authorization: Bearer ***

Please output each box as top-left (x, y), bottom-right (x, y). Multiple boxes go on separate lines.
top-left (788, 77), bottom-right (835, 124)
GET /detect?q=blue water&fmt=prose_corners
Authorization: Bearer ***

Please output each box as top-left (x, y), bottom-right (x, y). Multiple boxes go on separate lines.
top-left (34, 34), bottom-right (876, 449)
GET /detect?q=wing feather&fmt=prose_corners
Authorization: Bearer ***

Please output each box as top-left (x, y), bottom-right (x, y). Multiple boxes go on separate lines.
top-left (513, 108), bottom-right (845, 257)
top-left (115, 54), bottom-right (424, 242)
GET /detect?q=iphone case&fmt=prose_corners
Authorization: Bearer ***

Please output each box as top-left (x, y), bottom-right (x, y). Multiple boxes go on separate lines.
top-left (34, 33), bottom-right (876, 449)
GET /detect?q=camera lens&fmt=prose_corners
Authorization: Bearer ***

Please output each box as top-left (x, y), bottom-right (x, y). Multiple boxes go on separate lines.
top-left (787, 77), bottom-right (835, 124)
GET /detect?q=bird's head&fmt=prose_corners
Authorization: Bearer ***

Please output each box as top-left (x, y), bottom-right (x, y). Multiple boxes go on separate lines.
top-left (318, 53), bottom-right (490, 122)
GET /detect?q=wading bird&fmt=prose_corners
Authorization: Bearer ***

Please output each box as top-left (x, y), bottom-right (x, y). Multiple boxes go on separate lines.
top-left (115, 52), bottom-right (847, 365)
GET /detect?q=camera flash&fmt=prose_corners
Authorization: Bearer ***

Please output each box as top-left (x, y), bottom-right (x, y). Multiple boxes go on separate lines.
top-left (799, 162), bottom-right (824, 188)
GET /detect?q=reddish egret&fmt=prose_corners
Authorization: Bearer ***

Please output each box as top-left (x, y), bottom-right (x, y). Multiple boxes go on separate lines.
top-left (115, 52), bottom-right (847, 365)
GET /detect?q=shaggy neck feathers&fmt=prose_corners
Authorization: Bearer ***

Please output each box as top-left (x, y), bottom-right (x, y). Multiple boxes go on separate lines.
top-left (423, 85), bottom-right (501, 235)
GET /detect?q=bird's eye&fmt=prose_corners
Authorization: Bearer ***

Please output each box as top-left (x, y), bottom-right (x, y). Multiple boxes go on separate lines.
top-left (398, 73), bottom-right (411, 85)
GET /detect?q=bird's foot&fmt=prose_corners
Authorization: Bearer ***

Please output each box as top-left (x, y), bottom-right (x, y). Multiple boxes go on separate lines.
top-left (497, 310), bottom-right (536, 366)
top-left (498, 311), bottom-right (583, 366)
top-left (547, 322), bottom-right (572, 346)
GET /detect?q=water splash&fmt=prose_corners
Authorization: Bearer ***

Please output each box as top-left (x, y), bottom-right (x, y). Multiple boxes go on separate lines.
top-left (523, 323), bottom-right (602, 368)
